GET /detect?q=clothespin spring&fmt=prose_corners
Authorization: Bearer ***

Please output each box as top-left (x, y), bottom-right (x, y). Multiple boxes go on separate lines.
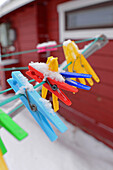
top-left (25, 89), bottom-right (37, 112)
top-left (46, 78), bottom-right (58, 91)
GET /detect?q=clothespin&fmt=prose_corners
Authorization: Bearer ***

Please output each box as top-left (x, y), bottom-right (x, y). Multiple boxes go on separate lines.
top-left (0, 137), bottom-right (8, 169)
top-left (60, 72), bottom-right (92, 90)
top-left (63, 40), bottom-right (100, 86)
top-left (42, 56), bottom-right (59, 112)
top-left (37, 41), bottom-right (57, 53)
top-left (7, 71), bottom-right (67, 141)
top-left (82, 34), bottom-right (108, 59)
top-left (26, 59), bottom-right (78, 112)
top-left (0, 109), bottom-right (28, 141)
top-left (0, 149), bottom-right (8, 170)
top-left (0, 137), bottom-right (7, 155)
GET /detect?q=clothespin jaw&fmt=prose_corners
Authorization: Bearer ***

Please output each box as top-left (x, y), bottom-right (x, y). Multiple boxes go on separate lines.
top-left (0, 149), bottom-right (8, 170)
top-left (0, 137), bottom-right (7, 155)
top-left (47, 56), bottom-right (59, 72)
top-left (0, 109), bottom-right (28, 141)
top-left (63, 40), bottom-right (100, 86)
top-left (7, 71), bottom-right (67, 142)
top-left (37, 41), bottom-right (57, 53)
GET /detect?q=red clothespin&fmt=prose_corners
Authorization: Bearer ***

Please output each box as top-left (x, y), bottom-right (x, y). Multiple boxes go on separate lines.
top-left (37, 41), bottom-right (57, 53)
top-left (26, 63), bottom-right (78, 107)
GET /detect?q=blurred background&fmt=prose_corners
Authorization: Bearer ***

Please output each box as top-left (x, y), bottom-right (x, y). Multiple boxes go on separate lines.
top-left (0, 0), bottom-right (113, 169)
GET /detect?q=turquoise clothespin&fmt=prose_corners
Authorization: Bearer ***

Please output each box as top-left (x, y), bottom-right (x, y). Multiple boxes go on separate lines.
top-left (7, 71), bottom-right (67, 142)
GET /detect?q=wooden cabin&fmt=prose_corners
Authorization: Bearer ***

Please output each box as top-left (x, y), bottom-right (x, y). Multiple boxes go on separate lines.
top-left (0, 0), bottom-right (113, 148)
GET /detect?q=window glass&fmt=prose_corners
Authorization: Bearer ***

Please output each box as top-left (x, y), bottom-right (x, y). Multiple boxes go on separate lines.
top-left (65, 5), bottom-right (113, 30)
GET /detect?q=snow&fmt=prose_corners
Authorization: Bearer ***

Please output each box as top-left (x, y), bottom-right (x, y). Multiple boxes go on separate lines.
top-left (0, 94), bottom-right (113, 170)
top-left (16, 74), bottom-right (34, 95)
top-left (0, 0), bottom-right (10, 7)
top-left (29, 62), bottom-right (65, 82)
top-left (63, 39), bottom-right (79, 52)
top-left (39, 98), bottom-right (54, 115)
top-left (37, 41), bottom-right (57, 48)
top-left (63, 40), bottom-right (81, 59)
top-left (63, 39), bottom-right (72, 46)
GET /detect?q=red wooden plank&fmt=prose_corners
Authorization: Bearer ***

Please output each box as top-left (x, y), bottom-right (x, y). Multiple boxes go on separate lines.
top-left (73, 90), bottom-right (113, 114)
top-left (94, 41), bottom-right (113, 55)
top-left (88, 55), bottom-right (113, 71)
top-left (89, 83), bottom-right (113, 100)
top-left (59, 103), bottom-right (113, 148)
top-left (95, 69), bottom-right (113, 85)
top-left (71, 99), bottom-right (113, 128)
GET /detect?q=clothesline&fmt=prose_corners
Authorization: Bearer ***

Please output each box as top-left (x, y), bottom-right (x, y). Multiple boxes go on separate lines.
top-left (0, 37), bottom-right (102, 58)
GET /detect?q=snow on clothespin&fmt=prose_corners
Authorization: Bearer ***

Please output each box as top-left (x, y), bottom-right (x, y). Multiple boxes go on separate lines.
top-left (26, 58), bottom-right (78, 112)
top-left (0, 109), bottom-right (28, 141)
top-left (37, 41), bottom-right (57, 53)
top-left (7, 71), bottom-right (67, 141)
top-left (0, 148), bottom-right (8, 170)
top-left (63, 40), bottom-right (100, 86)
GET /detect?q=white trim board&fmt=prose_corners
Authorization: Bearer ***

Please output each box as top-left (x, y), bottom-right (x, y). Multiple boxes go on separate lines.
top-left (0, 0), bottom-right (34, 18)
top-left (57, 0), bottom-right (113, 42)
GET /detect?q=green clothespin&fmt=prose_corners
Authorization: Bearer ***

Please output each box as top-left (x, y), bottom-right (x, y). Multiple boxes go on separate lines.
top-left (0, 109), bottom-right (28, 141)
top-left (0, 137), bottom-right (7, 155)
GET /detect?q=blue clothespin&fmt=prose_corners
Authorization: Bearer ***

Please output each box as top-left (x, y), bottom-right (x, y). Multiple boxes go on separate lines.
top-left (7, 71), bottom-right (67, 142)
top-left (60, 72), bottom-right (92, 90)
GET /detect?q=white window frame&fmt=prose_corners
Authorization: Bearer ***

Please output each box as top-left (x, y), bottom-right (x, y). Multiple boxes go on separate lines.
top-left (57, 0), bottom-right (113, 42)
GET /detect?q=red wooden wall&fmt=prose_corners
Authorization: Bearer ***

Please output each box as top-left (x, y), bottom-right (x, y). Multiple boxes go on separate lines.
top-left (0, 0), bottom-right (113, 148)
top-left (0, 1), bottom-right (48, 88)
top-left (46, 0), bottom-right (113, 148)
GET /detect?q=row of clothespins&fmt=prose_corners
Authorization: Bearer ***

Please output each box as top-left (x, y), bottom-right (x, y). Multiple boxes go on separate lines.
top-left (0, 35), bottom-right (108, 168)
top-left (7, 39), bottom-right (102, 141)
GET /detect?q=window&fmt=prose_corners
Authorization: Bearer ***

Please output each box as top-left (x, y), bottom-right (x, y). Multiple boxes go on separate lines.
top-left (0, 23), bottom-right (9, 47)
top-left (65, 4), bottom-right (113, 30)
top-left (0, 22), bottom-right (16, 47)
top-left (57, 0), bottom-right (113, 42)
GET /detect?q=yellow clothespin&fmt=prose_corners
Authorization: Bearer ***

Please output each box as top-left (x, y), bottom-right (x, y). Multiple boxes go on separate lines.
top-left (63, 40), bottom-right (100, 86)
top-left (0, 149), bottom-right (8, 170)
top-left (42, 56), bottom-right (59, 112)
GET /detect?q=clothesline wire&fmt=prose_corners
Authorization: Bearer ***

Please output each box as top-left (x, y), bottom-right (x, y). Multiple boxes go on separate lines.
top-left (0, 37), bottom-right (102, 58)
top-left (0, 81), bottom-right (45, 107)
top-left (0, 37), bottom-right (100, 71)
top-left (0, 79), bottom-right (35, 94)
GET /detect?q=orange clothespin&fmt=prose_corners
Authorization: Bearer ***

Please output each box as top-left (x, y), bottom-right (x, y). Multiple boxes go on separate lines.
top-left (63, 40), bottom-right (100, 86)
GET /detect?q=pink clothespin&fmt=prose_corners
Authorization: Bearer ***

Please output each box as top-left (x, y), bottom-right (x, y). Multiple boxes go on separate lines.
top-left (37, 41), bottom-right (57, 53)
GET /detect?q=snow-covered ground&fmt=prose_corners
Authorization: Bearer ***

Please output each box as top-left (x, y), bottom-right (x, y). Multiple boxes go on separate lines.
top-left (0, 94), bottom-right (113, 170)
